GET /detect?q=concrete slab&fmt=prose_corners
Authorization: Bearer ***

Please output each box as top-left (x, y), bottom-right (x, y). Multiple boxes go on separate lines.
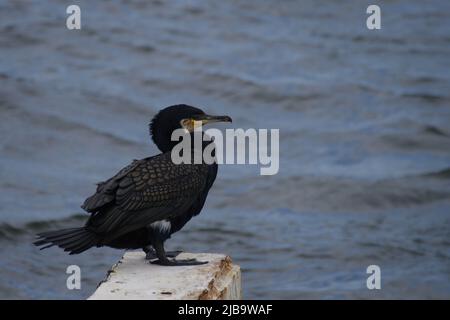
top-left (88, 251), bottom-right (241, 300)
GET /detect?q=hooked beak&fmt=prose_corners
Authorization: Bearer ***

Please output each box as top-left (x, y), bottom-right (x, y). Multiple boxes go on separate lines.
top-left (193, 114), bottom-right (232, 124)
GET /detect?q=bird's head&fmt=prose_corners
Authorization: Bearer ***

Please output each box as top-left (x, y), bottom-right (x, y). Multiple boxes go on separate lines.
top-left (150, 104), bottom-right (232, 152)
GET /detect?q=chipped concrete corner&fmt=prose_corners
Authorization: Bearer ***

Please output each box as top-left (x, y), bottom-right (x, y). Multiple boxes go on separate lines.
top-left (88, 252), bottom-right (242, 300)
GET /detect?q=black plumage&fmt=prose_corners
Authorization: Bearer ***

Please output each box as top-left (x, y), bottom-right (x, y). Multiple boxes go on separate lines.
top-left (34, 105), bottom-right (232, 266)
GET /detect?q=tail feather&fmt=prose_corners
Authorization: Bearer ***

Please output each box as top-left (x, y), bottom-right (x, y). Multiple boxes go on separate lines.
top-left (65, 234), bottom-right (98, 254)
top-left (34, 227), bottom-right (98, 255)
top-left (39, 228), bottom-right (85, 245)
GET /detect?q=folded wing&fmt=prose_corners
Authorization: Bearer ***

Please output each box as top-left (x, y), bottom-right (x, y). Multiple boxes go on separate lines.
top-left (81, 153), bottom-right (209, 238)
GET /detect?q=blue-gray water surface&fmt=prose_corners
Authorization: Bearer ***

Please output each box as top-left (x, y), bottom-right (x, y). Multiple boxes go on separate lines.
top-left (0, 0), bottom-right (449, 299)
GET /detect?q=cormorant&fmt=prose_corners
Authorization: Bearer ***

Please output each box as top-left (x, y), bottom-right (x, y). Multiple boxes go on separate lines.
top-left (34, 105), bottom-right (232, 266)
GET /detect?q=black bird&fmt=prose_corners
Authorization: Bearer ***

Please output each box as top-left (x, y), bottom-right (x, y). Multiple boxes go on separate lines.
top-left (34, 105), bottom-right (232, 266)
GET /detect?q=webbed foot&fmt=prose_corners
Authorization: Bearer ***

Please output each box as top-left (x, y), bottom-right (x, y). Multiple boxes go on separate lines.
top-left (150, 258), bottom-right (208, 266)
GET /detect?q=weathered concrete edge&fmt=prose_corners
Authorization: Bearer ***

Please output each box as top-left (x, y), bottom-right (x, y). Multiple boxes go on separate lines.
top-left (88, 252), bottom-right (242, 300)
top-left (196, 256), bottom-right (242, 300)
